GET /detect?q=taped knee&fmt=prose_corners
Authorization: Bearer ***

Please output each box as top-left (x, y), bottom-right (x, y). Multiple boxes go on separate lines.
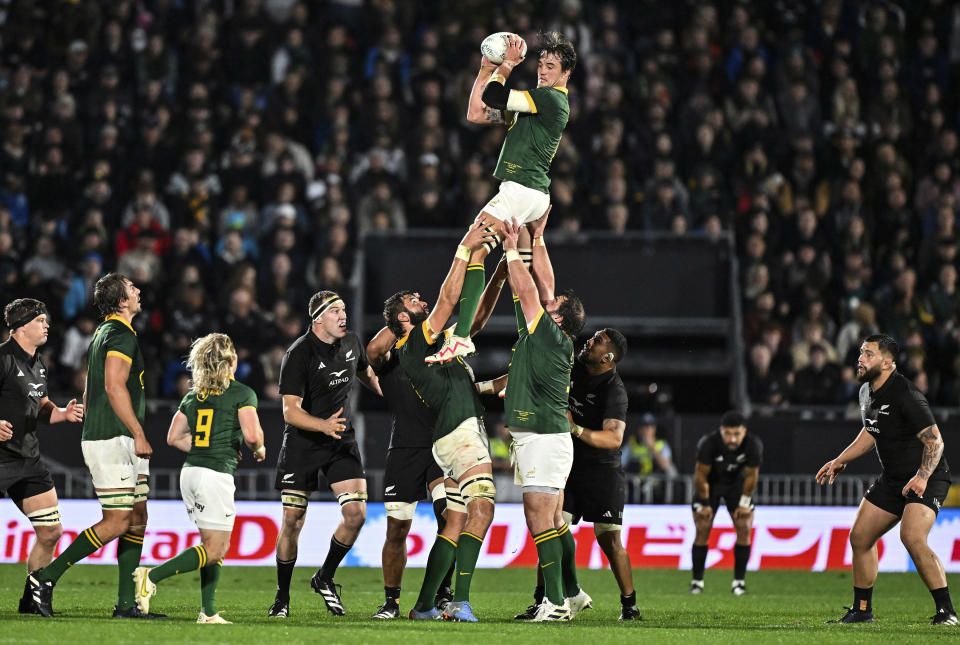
top-left (593, 522), bottom-right (621, 536)
top-left (134, 479), bottom-right (149, 504)
top-left (337, 490), bottom-right (368, 507)
top-left (481, 225), bottom-right (502, 253)
top-left (27, 506), bottom-right (61, 527)
top-left (385, 501), bottom-right (417, 520)
top-left (445, 485), bottom-right (466, 514)
top-left (281, 492), bottom-right (308, 511)
top-left (98, 491), bottom-right (135, 511)
top-left (460, 473), bottom-right (496, 505)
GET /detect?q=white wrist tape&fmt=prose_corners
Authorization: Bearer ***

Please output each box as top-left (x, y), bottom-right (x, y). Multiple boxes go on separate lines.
top-left (739, 495), bottom-right (752, 508)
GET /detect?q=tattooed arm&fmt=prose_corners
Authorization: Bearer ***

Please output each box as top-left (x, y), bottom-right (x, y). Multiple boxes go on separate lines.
top-left (901, 424), bottom-right (944, 498)
top-left (466, 57), bottom-right (506, 125)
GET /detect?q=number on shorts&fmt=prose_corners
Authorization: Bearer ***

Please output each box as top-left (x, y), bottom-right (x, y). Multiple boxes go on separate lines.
top-left (195, 409), bottom-right (214, 447)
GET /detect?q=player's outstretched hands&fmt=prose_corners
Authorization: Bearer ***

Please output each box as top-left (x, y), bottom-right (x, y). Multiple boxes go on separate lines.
top-left (480, 55), bottom-right (497, 69)
top-left (502, 217), bottom-right (521, 251)
top-left (320, 407), bottom-right (346, 439)
top-left (63, 398), bottom-right (84, 423)
top-left (901, 474), bottom-right (927, 499)
top-left (0, 419), bottom-right (12, 441)
top-left (816, 459), bottom-right (845, 485)
top-left (462, 214), bottom-right (496, 251)
top-left (526, 205), bottom-right (551, 239)
top-left (503, 34), bottom-right (526, 68)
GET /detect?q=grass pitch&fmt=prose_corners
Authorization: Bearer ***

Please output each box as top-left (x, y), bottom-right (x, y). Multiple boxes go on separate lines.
top-left (1, 564), bottom-right (956, 643)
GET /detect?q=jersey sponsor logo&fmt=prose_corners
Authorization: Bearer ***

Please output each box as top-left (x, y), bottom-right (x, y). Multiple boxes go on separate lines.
top-left (194, 502), bottom-right (205, 512)
top-left (328, 377), bottom-right (351, 387)
top-left (384, 485), bottom-right (395, 493)
top-left (330, 369), bottom-right (347, 377)
top-left (27, 383), bottom-right (43, 397)
top-left (736, 454), bottom-right (746, 462)
top-left (714, 455), bottom-right (723, 462)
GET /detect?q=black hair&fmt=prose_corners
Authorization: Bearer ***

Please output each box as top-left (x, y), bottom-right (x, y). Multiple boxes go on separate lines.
top-left (557, 288), bottom-right (585, 337)
top-left (864, 333), bottom-right (899, 359)
top-left (383, 290), bottom-right (416, 337)
top-left (601, 327), bottom-right (628, 362)
top-left (93, 273), bottom-right (131, 318)
top-left (539, 30), bottom-right (577, 72)
top-left (720, 410), bottom-right (747, 428)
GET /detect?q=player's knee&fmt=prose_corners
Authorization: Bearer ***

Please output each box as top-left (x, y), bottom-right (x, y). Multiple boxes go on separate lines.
top-left (281, 492), bottom-right (308, 521)
top-left (339, 494), bottom-right (367, 529)
top-left (848, 528), bottom-right (875, 552)
top-left (594, 523), bottom-right (622, 540)
top-left (27, 506), bottom-right (61, 534)
top-left (444, 485), bottom-right (466, 516)
top-left (460, 473), bottom-right (496, 506)
top-left (385, 517), bottom-right (412, 543)
top-left (385, 501), bottom-right (418, 522)
top-left (899, 525), bottom-right (928, 552)
top-left (34, 522), bottom-right (63, 547)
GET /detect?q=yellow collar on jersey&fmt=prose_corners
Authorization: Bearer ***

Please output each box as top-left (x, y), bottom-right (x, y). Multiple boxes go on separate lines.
top-left (104, 314), bottom-right (136, 334)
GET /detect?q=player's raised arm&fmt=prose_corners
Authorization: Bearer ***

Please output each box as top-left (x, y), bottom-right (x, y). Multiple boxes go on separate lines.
top-left (467, 55), bottom-right (505, 125)
top-left (366, 326), bottom-right (397, 372)
top-left (503, 218), bottom-right (541, 325)
top-left (526, 206), bottom-right (555, 303)
top-left (425, 217), bottom-right (496, 334)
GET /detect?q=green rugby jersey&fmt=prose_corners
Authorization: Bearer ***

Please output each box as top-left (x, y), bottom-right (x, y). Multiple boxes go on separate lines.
top-left (504, 308), bottom-right (574, 434)
top-left (493, 86), bottom-right (569, 194)
top-left (82, 315), bottom-right (145, 441)
top-left (395, 320), bottom-right (485, 442)
top-left (180, 380), bottom-right (257, 475)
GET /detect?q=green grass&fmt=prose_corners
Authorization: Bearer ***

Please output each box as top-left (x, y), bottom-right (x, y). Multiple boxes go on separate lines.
top-left (1, 564), bottom-right (957, 643)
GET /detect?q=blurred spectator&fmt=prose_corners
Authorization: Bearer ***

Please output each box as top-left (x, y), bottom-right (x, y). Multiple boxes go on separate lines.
top-left (792, 344), bottom-right (846, 404)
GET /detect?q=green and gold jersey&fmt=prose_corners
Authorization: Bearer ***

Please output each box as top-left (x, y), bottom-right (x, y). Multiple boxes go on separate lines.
top-left (180, 380), bottom-right (257, 475)
top-left (82, 315), bottom-right (145, 441)
top-left (395, 320), bottom-right (486, 442)
top-left (504, 308), bottom-right (574, 434)
top-left (493, 86), bottom-right (569, 194)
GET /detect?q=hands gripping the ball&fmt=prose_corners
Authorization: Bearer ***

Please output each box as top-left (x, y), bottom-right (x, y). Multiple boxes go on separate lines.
top-left (501, 34), bottom-right (526, 69)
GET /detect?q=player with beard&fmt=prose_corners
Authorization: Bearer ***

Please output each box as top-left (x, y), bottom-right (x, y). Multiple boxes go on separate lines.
top-left (366, 248), bottom-right (510, 619)
top-left (513, 327), bottom-right (640, 621)
top-left (380, 218), bottom-right (499, 622)
top-left (28, 274), bottom-right (161, 619)
top-left (689, 411), bottom-right (763, 597)
top-left (268, 290), bottom-right (382, 618)
top-left (818, 334), bottom-right (957, 625)
top-left (1, 298), bottom-right (84, 614)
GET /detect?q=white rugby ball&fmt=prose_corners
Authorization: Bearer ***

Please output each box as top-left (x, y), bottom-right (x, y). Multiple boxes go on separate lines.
top-left (480, 32), bottom-right (527, 65)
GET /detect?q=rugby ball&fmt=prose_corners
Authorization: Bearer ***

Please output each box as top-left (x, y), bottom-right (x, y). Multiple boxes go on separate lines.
top-left (480, 32), bottom-right (527, 65)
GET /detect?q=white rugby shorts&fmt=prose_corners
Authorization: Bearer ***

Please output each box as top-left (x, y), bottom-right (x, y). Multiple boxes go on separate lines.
top-left (481, 181), bottom-right (551, 226)
top-left (180, 465), bottom-right (237, 531)
top-left (82, 436), bottom-right (149, 490)
top-left (510, 430), bottom-right (573, 489)
top-left (432, 417), bottom-right (491, 481)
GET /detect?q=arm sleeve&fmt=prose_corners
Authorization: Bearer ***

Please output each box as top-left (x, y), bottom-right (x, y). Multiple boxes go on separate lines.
top-left (105, 329), bottom-right (138, 362)
top-left (602, 381), bottom-right (629, 422)
top-left (695, 434), bottom-right (714, 464)
top-left (481, 79), bottom-right (509, 110)
top-left (506, 89), bottom-right (537, 113)
top-left (278, 345), bottom-right (308, 397)
top-left (747, 435), bottom-right (763, 467)
top-left (903, 388), bottom-right (937, 434)
top-left (355, 334), bottom-right (370, 371)
top-left (238, 384), bottom-right (258, 410)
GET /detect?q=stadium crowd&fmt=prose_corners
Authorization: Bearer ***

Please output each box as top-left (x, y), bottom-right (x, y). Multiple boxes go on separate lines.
top-left (1, 0), bottom-right (960, 407)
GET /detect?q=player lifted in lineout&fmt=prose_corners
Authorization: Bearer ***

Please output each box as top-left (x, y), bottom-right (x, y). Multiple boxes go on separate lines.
top-left (426, 31), bottom-right (575, 364)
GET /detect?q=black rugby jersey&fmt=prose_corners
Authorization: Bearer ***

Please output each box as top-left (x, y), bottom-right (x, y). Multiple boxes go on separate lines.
top-left (278, 330), bottom-right (368, 444)
top-left (375, 351), bottom-right (436, 449)
top-left (568, 360), bottom-right (628, 468)
top-left (858, 370), bottom-right (949, 481)
top-left (0, 338), bottom-right (48, 462)
top-left (696, 430), bottom-right (763, 487)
